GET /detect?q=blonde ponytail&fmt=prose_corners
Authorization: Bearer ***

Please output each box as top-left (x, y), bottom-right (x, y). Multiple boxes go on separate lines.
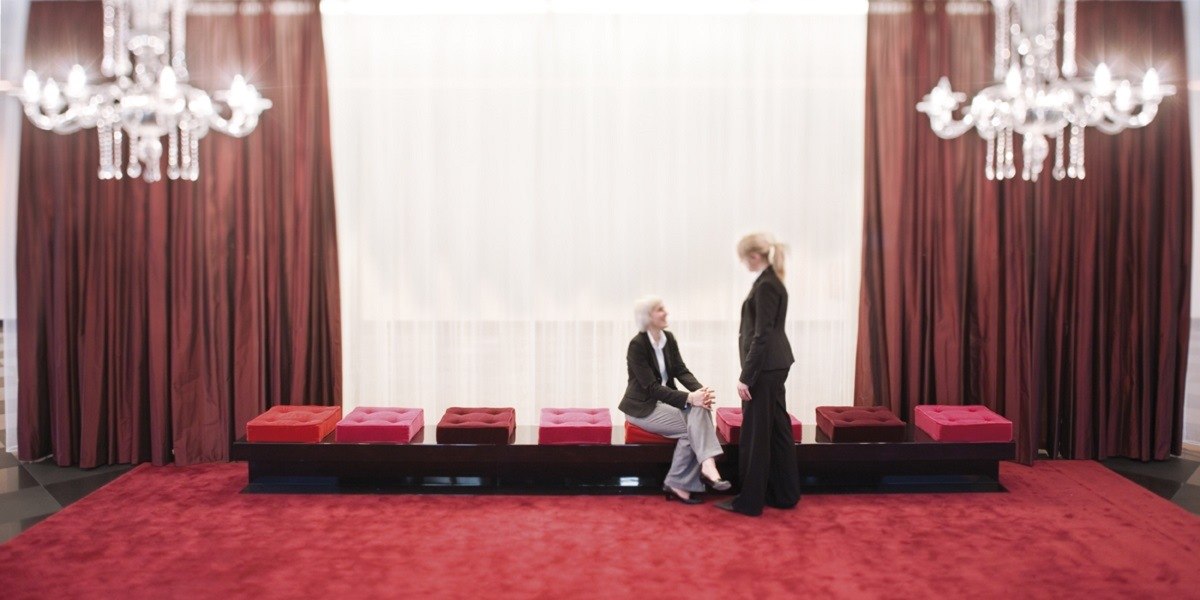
top-left (770, 242), bottom-right (787, 279)
top-left (737, 232), bottom-right (788, 279)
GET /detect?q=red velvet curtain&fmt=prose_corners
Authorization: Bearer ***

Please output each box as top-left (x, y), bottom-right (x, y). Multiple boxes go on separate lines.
top-left (17, 0), bottom-right (341, 467)
top-left (856, 0), bottom-right (1192, 464)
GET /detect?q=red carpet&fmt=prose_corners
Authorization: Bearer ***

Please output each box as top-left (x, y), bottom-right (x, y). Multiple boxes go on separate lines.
top-left (1, 461), bottom-right (1198, 599)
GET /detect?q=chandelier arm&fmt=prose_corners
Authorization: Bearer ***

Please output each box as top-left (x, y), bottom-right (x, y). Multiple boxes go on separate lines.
top-left (1132, 103), bottom-right (1162, 128)
top-left (930, 116), bottom-right (975, 139)
top-left (22, 105), bottom-right (89, 134)
top-left (206, 111), bottom-right (265, 139)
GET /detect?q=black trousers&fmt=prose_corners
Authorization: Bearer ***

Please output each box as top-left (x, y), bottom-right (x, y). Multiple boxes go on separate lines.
top-left (732, 368), bottom-right (800, 515)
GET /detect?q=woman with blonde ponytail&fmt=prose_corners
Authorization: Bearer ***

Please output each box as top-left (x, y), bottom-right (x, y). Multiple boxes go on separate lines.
top-left (715, 232), bottom-right (800, 516)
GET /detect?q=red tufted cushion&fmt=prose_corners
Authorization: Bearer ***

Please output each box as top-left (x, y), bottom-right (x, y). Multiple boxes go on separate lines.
top-left (436, 407), bottom-right (517, 445)
top-left (336, 407), bottom-right (424, 443)
top-left (714, 407), bottom-right (802, 444)
top-left (245, 405), bottom-right (342, 443)
top-left (538, 408), bottom-right (612, 445)
top-left (623, 421), bottom-right (674, 445)
top-left (914, 405), bottom-right (1012, 442)
top-left (815, 406), bottom-right (906, 443)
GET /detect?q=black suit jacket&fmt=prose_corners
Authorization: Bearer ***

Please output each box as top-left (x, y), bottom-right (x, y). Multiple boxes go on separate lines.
top-left (618, 330), bottom-right (703, 418)
top-left (739, 266), bottom-right (795, 386)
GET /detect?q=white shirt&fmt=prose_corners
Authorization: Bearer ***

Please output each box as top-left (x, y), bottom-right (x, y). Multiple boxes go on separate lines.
top-left (647, 330), bottom-right (668, 386)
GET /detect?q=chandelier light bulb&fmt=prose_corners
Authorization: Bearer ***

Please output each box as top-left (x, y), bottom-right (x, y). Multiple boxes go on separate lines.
top-left (159, 66), bottom-right (179, 99)
top-left (933, 78), bottom-right (959, 110)
top-left (227, 74), bottom-right (249, 108)
top-left (1141, 68), bottom-right (1161, 100)
top-left (42, 78), bottom-right (63, 112)
top-left (1093, 62), bottom-right (1112, 95)
top-left (66, 65), bottom-right (88, 99)
top-left (1004, 64), bottom-right (1022, 96)
top-left (22, 70), bottom-right (41, 102)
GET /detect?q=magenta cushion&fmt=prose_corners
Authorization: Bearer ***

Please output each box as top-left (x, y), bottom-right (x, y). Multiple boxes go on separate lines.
top-left (336, 407), bottom-right (424, 443)
top-left (815, 406), bottom-right (906, 443)
top-left (538, 408), bottom-right (612, 445)
top-left (914, 405), bottom-right (1012, 442)
top-left (436, 407), bottom-right (516, 445)
top-left (715, 407), bottom-right (802, 444)
top-left (245, 405), bottom-right (342, 443)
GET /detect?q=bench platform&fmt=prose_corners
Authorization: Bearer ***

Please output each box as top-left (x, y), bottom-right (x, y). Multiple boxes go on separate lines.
top-left (232, 422), bottom-right (1015, 495)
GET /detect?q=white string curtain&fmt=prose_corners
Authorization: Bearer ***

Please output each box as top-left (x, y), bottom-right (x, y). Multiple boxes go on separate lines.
top-left (324, 0), bottom-right (867, 425)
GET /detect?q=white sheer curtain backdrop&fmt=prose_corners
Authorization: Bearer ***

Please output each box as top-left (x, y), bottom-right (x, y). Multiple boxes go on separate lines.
top-left (1, 0), bottom-right (29, 454)
top-left (1183, 0), bottom-right (1200, 446)
top-left (324, 0), bottom-right (866, 426)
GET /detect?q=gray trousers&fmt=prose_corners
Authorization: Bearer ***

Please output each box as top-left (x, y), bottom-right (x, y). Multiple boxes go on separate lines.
top-left (627, 403), bottom-right (724, 493)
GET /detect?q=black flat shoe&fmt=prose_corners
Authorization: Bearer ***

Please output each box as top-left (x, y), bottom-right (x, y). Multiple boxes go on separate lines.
top-left (714, 499), bottom-right (759, 516)
top-left (701, 474), bottom-right (732, 492)
top-left (663, 486), bottom-right (703, 505)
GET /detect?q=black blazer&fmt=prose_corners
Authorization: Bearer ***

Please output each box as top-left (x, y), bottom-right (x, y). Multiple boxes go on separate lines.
top-left (739, 266), bottom-right (795, 386)
top-left (618, 330), bottom-right (703, 418)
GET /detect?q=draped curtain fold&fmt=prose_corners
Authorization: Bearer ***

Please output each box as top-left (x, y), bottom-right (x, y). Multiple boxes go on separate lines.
top-left (856, 0), bottom-right (1192, 464)
top-left (17, 0), bottom-right (340, 467)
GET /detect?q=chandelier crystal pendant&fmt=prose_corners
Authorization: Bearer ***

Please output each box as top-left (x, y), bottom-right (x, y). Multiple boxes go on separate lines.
top-left (11, 0), bottom-right (272, 183)
top-left (916, 0), bottom-right (1174, 182)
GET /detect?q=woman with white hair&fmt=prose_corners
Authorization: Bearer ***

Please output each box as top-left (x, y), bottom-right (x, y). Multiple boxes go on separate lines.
top-left (619, 296), bottom-right (730, 505)
top-left (715, 232), bottom-right (800, 516)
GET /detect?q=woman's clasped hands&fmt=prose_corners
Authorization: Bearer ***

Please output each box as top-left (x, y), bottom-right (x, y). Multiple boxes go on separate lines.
top-left (687, 387), bottom-right (717, 410)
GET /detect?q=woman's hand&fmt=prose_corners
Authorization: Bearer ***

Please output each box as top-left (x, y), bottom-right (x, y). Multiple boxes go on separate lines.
top-left (736, 381), bottom-right (752, 401)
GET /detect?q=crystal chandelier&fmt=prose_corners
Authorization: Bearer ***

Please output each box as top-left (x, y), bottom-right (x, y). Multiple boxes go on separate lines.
top-left (916, 0), bottom-right (1174, 181)
top-left (11, 0), bottom-right (271, 182)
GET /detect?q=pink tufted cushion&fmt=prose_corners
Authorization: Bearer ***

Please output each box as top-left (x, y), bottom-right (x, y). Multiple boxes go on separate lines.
top-left (715, 407), bottom-right (803, 444)
top-left (623, 421), bottom-right (674, 445)
top-left (538, 408), bottom-right (612, 445)
top-left (815, 406), bottom-right (906, 443)
top-left (436, 407), bottom-right (517, 445)
top-left (914, 405), bottom-right (1012, 442)
top-left (245, 405), bottom-right (342, 443)
top-left (336, 407), bottom-right (424, 443)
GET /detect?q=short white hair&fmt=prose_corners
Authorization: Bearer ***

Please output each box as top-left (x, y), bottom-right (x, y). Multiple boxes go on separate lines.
top-left (633, 295), bottom-right (663, 332)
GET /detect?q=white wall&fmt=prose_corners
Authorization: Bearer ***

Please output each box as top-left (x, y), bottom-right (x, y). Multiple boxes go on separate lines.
top-left (1, 0), bottom-right (29, 454)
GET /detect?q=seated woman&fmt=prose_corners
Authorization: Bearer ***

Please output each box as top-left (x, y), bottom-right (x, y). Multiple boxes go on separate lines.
top-left (619, 296), bottom-right (730, 505)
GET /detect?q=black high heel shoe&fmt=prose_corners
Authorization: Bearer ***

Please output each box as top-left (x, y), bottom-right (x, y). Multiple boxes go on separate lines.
top-left (700, 474), bottom-right (732, 492)
top-left (663, 485), bottom-right (703, 505)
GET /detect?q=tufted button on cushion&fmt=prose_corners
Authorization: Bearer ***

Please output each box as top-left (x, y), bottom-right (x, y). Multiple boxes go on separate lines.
top-left (814, 406), bottom-right (905, 443)
top-left (246, 405), bottom-right (343, 443)
top-left (538, 408), bottom-right (612, 445)
top-left (624, 421), bottom-right (674, 445)
top-left (913, 405), bottom-right (1012, 442)
top-left (335, 407), bottom-right (424, 443)
top-left (436, 407), bottom-right (516, 445)
top-left (715, 407), bottom-right (803, 444)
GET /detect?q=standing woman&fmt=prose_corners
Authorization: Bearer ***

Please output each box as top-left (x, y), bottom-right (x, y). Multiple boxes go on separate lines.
top-left (716, 233), bottom-right (800, 516)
